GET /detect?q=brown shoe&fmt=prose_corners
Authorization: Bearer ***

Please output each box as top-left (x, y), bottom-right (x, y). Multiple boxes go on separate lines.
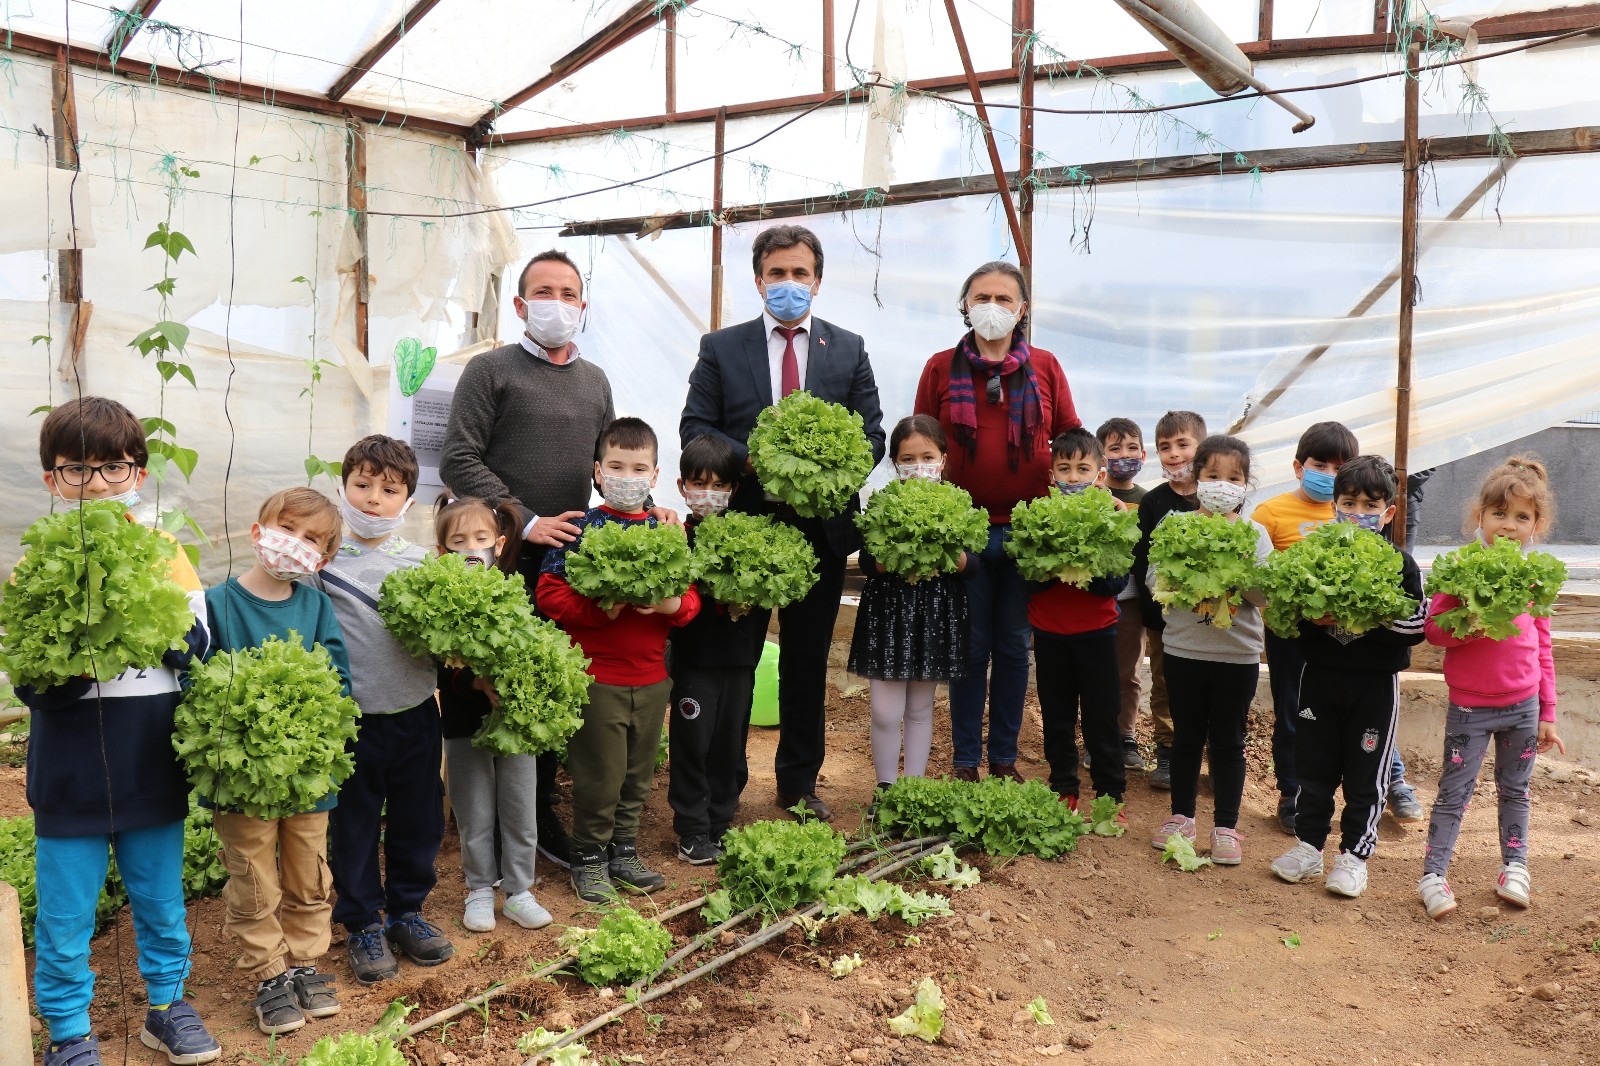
top-left (988, 762), bottom-right (1025, 783)
top-left (951, 766), bottom-right (980, 783)
top-left (775, 791), bottom-right (833, 821)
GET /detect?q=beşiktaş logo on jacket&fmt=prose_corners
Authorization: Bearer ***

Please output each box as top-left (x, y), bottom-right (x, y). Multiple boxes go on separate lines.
top-left (1361, 728), bottom-right (1379, 752)
top-left (678, 697), bottom-right (702, 721)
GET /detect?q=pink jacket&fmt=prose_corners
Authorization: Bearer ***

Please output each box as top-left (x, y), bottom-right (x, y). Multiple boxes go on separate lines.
top-left (1424, 592), bottom-right (1556, 722)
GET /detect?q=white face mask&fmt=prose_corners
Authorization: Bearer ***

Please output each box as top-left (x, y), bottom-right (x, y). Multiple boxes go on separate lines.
top-left (1161, 461), bottom-right (1194, 484)
top-left (254, 526), bottom-right (325, 581)
top-left (339, 489), bottom-right (412, 541)
top-left (895, 461), bottom-right (944, 483)
top-left (683, 488), bottom-right (732, 518)
top-left (522, 298), bottom-right (583, 351)
top-left (601, 474), bottom-right (653, 512)
top-left (967, 303), bottom-right (1019, 342)
top-left (1196, 479), bottom-right (1249, 515)
top-left (57, 485), bottom-right (141, 509)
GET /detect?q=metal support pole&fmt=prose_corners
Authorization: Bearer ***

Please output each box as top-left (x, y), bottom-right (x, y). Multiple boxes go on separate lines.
top-left (943, 0), bottom-right (1030, 269)
top-left (1017, 0), bottom-right (1036, 302)
top-left (710, 106), bottom-right (727, 331)
top-left (1393, 38), bottom-right (1423, 545)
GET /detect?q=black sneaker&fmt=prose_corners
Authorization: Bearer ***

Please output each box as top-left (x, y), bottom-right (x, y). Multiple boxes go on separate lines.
top-left (1122, 737), bottom-right (1148, 771)
top-left (347, 923), bottom-right (399, 984)
top-left (571, 845), bottom-right (620, 904)
top-left (252, 974), bottom-right (305, 1036)
top-left (537, 807), bottom-right (573, 870)
top-left (608, 840), bottom-right (667, 893)
top-left (289, 966), bottom-right (340, 1019)
top-left (677, 835), bottom-right (723, 866)
top-left (1149, 745), bottom-right (1172, 790)
top-left (45, 1036), bottom-right (102, 1066)
top-left (386, 912), bottom-right (455, 966)
top-left (1277, 794), bottom-right (1298, 835)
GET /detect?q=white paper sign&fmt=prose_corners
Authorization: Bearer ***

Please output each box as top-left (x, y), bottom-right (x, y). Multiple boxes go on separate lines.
top-left (386, 360), bottom-right (463, 491)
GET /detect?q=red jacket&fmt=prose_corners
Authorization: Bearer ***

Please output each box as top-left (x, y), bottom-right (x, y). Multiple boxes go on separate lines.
top-left (914, 345), bottom-right (1081, 524)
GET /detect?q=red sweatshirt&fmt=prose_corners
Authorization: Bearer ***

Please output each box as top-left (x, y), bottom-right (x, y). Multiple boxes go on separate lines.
top-left (1028, 575), bottom-right (1126, 637)
top-left (914, 345), bottom-right (1081, 524)
top-left (536, 507), bottom-right (702, 687)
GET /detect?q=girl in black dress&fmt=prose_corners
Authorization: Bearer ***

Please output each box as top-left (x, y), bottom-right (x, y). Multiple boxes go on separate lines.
top-left (849, 415), bottom-right (976, 790)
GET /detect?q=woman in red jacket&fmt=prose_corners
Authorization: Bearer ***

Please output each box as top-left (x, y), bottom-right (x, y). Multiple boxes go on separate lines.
top-left (913, 261), bottom-right (1081, 781)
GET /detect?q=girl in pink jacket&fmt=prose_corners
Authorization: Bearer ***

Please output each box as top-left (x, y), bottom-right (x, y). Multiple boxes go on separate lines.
top-left (1418, 457), bottom-right (1564, 920)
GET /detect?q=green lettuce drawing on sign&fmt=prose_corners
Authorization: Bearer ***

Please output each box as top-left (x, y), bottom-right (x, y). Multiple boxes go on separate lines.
top-left (394, 337), bottom-right (437, 397)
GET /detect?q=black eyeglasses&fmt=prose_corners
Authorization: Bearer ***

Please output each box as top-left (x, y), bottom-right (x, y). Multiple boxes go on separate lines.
top-left (52, 462), bottom-right (138, 487)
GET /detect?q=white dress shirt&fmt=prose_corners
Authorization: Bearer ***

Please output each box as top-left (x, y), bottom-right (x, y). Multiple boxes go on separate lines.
top-left (762, 310), bottom-right (812, 402)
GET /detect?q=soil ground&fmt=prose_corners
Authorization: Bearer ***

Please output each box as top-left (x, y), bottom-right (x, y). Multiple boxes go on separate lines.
top-left (22, 676), bottom-right (1600, 1066)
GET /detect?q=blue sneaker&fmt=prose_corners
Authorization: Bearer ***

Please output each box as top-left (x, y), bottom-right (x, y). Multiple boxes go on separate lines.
top-left (44, 1036), bottom-right (102, 1066)
top-left (139, 1001), bottom-right (221, 1065)
top-left (1388, 780), bottom-right (1424, 822)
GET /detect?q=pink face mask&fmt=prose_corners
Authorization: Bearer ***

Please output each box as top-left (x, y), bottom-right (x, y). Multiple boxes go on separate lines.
top-left (254, 526), bottom-right (325, 581)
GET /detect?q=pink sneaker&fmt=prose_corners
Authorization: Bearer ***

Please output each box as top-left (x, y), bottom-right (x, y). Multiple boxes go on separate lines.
top-left (1210, 827), bottom-right (1243, 865)
top-left (1150, 814), bottom-right (1197, 850)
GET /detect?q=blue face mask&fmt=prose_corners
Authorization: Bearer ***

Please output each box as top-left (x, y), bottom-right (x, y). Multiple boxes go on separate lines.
top-left (1301, 467), bottom-right (1336, 502)
top-left (1336, 508), bottom-right (1385, 533)
top-left (1054, 479), bottom-right (1094, 495)
top-left (763, 280), bottom-right (813, 322)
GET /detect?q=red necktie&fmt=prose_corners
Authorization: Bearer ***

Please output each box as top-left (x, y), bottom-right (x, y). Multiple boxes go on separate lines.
top-left (778, 325), bottom-right (803, 398)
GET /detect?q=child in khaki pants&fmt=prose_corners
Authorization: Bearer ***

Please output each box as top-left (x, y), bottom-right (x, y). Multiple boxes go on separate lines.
top-left (203, 488), bottom-right (351, 1035)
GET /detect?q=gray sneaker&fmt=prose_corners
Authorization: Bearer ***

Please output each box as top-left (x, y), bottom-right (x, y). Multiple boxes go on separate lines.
top-left (345, 924), bottom-right (399, 984)
top-left (609, 840), bottom-right (667, 893)
top-left (1148, 746), bottom-right (1172, 790)
top-left (571, 846), bottom-right (620, 905)
top-left (1121, 737), bottom-right (1147, 771)
top-left (1388, 781), bottom-right (1424, 822)
top-left (386, 913), bottom-right (454, 966)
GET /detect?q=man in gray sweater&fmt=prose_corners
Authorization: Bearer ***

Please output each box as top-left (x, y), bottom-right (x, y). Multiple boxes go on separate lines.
top-left (440, 250), bottom-right (615, 869)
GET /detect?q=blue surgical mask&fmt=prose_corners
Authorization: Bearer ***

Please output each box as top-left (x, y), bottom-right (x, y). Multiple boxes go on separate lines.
top-left (1336, 508), bottom-right (1385, 533)
top-left (1054, 480), bottom-right (1094, 495)
top-left (1107, 456), bottom-right (1144, 481)
top-left (763, 280), bottom-right (813, 322)
top-left (1302, 467), bottom-right (1336, 502)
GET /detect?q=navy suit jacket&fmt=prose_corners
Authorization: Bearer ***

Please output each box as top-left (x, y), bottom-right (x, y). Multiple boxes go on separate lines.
top-left (680, 315), bottom-right (886, 558)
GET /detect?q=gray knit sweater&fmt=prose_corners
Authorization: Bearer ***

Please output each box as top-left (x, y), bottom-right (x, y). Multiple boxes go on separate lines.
top-left (439, 342), bottom-right (616, 525)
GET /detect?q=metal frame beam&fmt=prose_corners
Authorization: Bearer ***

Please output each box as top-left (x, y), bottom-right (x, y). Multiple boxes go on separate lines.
top-left (481, 0), bottom-right (696, 128)
top-left (103, 0), bottom-right (163, 55)
top-left (492, 10), bottom-right (1598, 146)
top-left (327, 0), bottom-right (445, 103)
top-left (2, 30), bottom-right (473, 139)
top-left (557, 123), bottom-right (1600, 237)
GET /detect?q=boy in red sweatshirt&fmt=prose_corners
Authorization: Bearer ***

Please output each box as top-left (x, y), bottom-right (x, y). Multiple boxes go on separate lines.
top-left (1028, 429), bottom-right (1129, 813)
top-left (537, 418), bottom-right (701, 903)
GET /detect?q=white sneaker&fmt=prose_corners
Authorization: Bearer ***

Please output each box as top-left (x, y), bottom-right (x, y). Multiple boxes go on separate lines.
top-left (1325, 852), bottom-right (1368, 898)
top-left (503, 891), bottom-right (553, 930)
top-left (1270, 841), bottom-right (1325, 883)
top-left (463, 887), bottom-right (496, 932)
top-left (1495, 862), bottom-right (1531, 908)
top-left (1418, 873), bottom-right (1457, 919)
top-left (1150, 814), bottom-right (1197, 850)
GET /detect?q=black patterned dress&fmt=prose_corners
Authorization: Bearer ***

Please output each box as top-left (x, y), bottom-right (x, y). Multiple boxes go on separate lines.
top-left (847, 546), bottom-right (973, 682)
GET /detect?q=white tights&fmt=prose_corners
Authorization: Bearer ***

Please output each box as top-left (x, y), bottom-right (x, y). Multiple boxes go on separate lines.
top-left (869, 679), bottom-right (938, 785)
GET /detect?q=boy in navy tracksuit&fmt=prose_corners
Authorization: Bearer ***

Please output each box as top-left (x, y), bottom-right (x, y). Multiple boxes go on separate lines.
top-left (19, 398), bottom-right (220, 1066)
top-left (1029, 429), bottom-right (1130, 811)
top-left (668, 435), bottom-right (766, 865)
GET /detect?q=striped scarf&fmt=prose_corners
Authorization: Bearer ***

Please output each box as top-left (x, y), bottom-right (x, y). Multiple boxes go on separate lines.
top-left (948, 332), bottom-right (1042, 472)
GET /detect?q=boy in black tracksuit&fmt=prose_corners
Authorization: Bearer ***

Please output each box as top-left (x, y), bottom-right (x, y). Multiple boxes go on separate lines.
top-left (1270, 456), bottom-right (1426, 898)
top-left (668, 436), bottom-right (767, 865)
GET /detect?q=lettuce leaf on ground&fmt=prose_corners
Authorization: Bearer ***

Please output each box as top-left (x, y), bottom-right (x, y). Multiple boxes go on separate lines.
top-left (174, 635), bottom-right (360, 818)
top-left (296, 1032), bottom-right (405, 1066)
top-left (557, 905), bottom-right (672, 987)
top-left (717, 818), bottom-right (847, 915)
top-left (1257, 522), bottom-right (1419, 639)
top-left (1147, 511), bottom-right (1263, 629)
top-left (1425, 536), bottom-right (1567, 640)
top-left (1006, 487), bottom-right (1139, 586)
top-left (691, 511), bottom-right (818, 612)
top-left (0, 502), bottom-right (193, 687)
top-left (747, 391), bottom-right (875, 518)
top-left (564, 521), bottom-right (694, 610)
top-left (888, 978), bottom-right (946, 1042)
top-left (856, 478), bottom-right (989, 582)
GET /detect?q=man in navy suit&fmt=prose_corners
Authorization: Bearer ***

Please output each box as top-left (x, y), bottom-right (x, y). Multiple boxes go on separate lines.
top-left (680, 224), bottom-right (885, 820)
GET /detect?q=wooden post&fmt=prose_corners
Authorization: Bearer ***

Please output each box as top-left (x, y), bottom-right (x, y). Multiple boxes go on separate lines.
top-left (51, 47), bottom-right (82, 307)
top-left (0, 882), bottom-right (30, 1066)
top-left (709, 106), bottom-right (727, 331)
top-left (942, 0), bottom-right (1030, 270)
top-left (1258, 0), bottom-right (1274, 41)
top-left (346, 116), bottom-right (370, 360)
top-left (822, 0), bottom-right (836, 93)
top-left (664, 3), bottom-right (677, 114)
top-left (1016, 0), bottom-right (1035, 303)
top-left (1392, 37), bottom-right (1422, 545)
